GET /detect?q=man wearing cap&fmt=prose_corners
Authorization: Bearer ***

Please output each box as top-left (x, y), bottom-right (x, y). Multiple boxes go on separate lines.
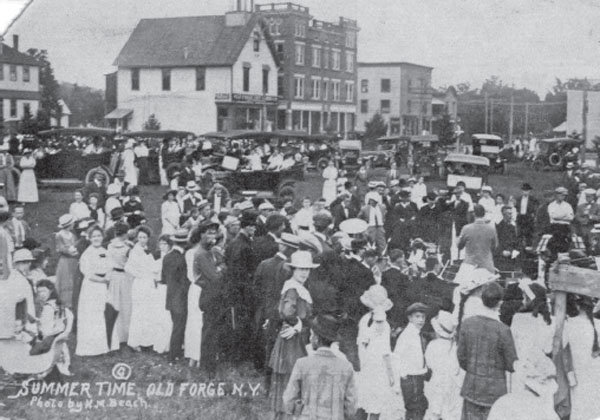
top-left (253, 232), bottom-right (299, 380)
top-left (282, 313), bottom-right (357, 420)
top-left (253, 214), bottom-right (287, 263)
top-left (163, 228), bottom-right (189, 361)
top-left (575, 188), bottom-right (600, 244)
top-left (359, 192), bottom-right (387, 255)
top-left (194, 221), bottom-right (226, 376)
top-left (224, 210), bottom-right (259, 363)
top-left (515, 183), bottom-right (539, 248)
top-left (255, 201), bottom-right (276, 237)
top-left (547, 187), bottom-right (574, 254)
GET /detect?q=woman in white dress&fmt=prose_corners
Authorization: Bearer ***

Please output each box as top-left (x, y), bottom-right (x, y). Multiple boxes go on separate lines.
top-left (184, 227), bottom-right (202, 367)
top-left (122, 139), bottom-right (138, 187)
top-left (17, 149), bottom-right (38, 203)
top-left (76, 226), bottom-right (110, 356)
top-left (69, 190), bottom-right (91, 221)
top-left (161, 190), bottom-right (180, 235)
top-left (321, 160), bottom-right (338, 206)
top-left (125, 226), bottom-right (157, 351)
top-left (151, 235), bottom-right (173, 354)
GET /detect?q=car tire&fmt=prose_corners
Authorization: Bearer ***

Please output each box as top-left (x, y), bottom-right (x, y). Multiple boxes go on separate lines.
top-left (548, 153), bottom-right (562, 167)
top-left (85, 166), bottom-right (111, 185)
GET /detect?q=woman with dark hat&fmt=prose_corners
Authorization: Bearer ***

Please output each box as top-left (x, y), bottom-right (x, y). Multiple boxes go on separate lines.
top-left (268, 250), bottom-right (318, 420)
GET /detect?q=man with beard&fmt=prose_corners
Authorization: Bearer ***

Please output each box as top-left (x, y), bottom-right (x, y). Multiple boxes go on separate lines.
top-left (253, 233), bottom-right (299, 384)
top-left (224, 210), bottom-right (259, 363)
top-left (195, 221), bottom-right (226, 377)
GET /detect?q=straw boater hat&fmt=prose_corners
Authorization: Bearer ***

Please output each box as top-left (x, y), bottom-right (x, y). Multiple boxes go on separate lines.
top-left (339, 218), bottom-right (368, 235)
top-left (276, 232), bottom-right (300, 249)
top-left (360, 285), bottom-right (393, 321)
top-left (171, 228), bottom-right (190, 244)
top-left (297, 231), bottom-right (323, 254)
top-left (13, 248), bottom-right (35, 264)
top-left (287, 251), bottom-right (319, 269)
top-left (186, 181), bottom-right (201, 192)
top-left (460, 268), bottom-right (500, 295)
top-left (57, 214), bottom-right (75, 229)
top-left (431, 310), bottom-right (457, 339)
top-left (258, 201), bottom-right (275, 211)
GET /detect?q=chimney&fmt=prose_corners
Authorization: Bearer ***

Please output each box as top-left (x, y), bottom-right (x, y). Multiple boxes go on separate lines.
top-left (13, 35), bottom-right (19, 51)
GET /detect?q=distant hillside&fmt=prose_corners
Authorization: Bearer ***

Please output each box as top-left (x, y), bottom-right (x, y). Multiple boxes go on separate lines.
top-left (59, 82), bottom-right (106, 127)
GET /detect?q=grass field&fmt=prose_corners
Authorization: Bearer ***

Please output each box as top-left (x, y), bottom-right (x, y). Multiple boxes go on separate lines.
top-left (0, 163), bottom-right (565, 419)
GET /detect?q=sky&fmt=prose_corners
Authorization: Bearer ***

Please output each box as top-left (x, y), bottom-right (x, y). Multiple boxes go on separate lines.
top-left (1, 0), bottom-right (599, 96)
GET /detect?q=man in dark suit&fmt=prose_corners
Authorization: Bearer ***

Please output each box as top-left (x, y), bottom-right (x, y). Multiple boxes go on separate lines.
top-left (417, 192), bottom-right (440, 243)
top-left (515, 183), bottom-right (539, 248)
top-left (253, 233), bottom-right (299, 377)
top-left (224, 210), bottom-right (259, 363)
top-left (389, 190), bottom-right (418, 253)
top-left (331, 194), bottom-right (357, 231)
top-left (312, 213), bottom-right (333, 254)
top-left (163, 228), bottom-right (189, 361)
top-left (495, 206), bottom-right (519, 272)
top-left (178, 155), bottom-right (196, 187)
top-left (253, 213), bottom-right (286, 264)
top-left (381, 248), bottom-right (411, 332)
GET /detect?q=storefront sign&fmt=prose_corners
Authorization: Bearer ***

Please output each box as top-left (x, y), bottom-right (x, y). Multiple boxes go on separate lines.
top-left (215, 93), bottom-right (278, 105)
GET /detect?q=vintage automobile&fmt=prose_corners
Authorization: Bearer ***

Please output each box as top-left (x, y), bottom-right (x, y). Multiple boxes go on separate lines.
top-left (531, 137), bottom-right (584, 171)
top-left (361, 134), bottom-right (440, 175)
top-left (337, 139), bottom-right (363, 174)
top-left (471, 134), bottom-right (507, 174)
top-left (36, 128), bottom-right (118, 185)
top-left (198, 130), bottom-right (305, 201)
top-left (443, 153), bottom-right (490, 191)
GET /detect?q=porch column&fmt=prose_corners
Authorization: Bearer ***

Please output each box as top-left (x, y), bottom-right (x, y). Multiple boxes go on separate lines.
top-left (308, 111), bottom-right (312, 134)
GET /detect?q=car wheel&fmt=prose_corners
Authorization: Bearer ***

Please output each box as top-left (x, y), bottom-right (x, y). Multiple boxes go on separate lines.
top-left (85, 166), bottom-right (110, 185)
top-left (548, 153), bottom-right (562, 167)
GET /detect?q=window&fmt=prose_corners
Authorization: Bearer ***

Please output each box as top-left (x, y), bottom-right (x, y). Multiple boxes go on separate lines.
top-left (422, 103), bottom-right (428, 114)
top-left (332, 80), bottom-right (341, 101)
top-left (311, 78), bottom-right (321, 99)
top-left (0, 64), bottom-right (3, 81)
top-left (311, 45), bottom-right (321, 68)
top-left (322, 79), bottom-right (329, 100)
top-left (23, 66), bottom-right (30, 82)
top-left (407, 100), bottom-right (412, 113)
top-left (381, 79), bottom-right (391, 92)
top-left (243, 66), bottom-right (250, 92)
top-left (345, 82), bottom-right (354, 102)
top-left (262, 68), bottom-right (269, 94)
top-left (360, 100), bottom-right (368, 113)
top-left (360, 79), bottom-right (368, 93)
top-left (345, 32), bottom-right (355, 48)
top-left (295, 43), bottom-right (305, 65)
top-left (269, 18), bottom-right (281, 35)
top-left (381, 100), bottom-right (390, 113)
top-left (10, 99), bottom-right (17, 118)
top-left (345, 51), bottom-right (354, 72)
top-left (253, 30), bottom-right (261, 52)
top-left (161, 68), bottom-right (170, 91)
top-left (23, 102), bottom-right (30, 116)
top-left (295, 23), bottom-right (306, 37)
top-left (323, 48), bottom-right (329, 69)
top-left (195, 67), bottom-right (206, 91)
top-left (294, 75), bottom-right (304, 99)
top-left (277, 74), bottom-right (284, 97)
top-left (9, 65), bottom-right (17, 81)
top-left (331, 50), bottom-right (341, 70)
top-left (275, 41), bottom-right (284, 62)
top-left (131, 68), bottom-right (140, 90)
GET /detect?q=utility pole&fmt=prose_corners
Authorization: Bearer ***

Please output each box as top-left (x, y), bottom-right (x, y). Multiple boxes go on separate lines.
top-left (582, 89), bottom-right (588, 163)
top-left (524, 102), bottom-right (529, 137)
top-left (484, 92), bottom-right (489, 134)
top-left (509, 92), bottom-right (514, 144)
top-left (490, 99), bottom-right (494, 134)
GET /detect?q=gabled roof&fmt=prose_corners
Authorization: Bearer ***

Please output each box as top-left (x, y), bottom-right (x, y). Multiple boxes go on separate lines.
top-left (0, 43), bottom-right (41, 66)
top-left (114, 14), bottom-right (263, 68)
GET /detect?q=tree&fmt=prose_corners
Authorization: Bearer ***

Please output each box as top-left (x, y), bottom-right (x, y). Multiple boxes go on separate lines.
top-left (20, 106), bottom-right (37, 134)
top-left (60, 82), bottom-right (105, 127)
top-left (438, 113), bottom-right (455, 146)
top-left (27, 48), bottom-right (61, 130)
top-left (364, 113), bottom-right (388, 140)
top-left (143, 114), bottom-right (161, 130)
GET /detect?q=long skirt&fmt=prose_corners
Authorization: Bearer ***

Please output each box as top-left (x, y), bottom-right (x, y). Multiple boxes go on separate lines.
top-left (184, 284), bottom-right (203, 362)
top-left (153, 284), bottom-right (172, 354)
top-left (268, 332), bottom-right (307, 417)
top-left (461, 399), bottom-right (491, 420)
top-left (76, 278), bottom-right (109, 356)
top-left (56, 256), bottom-right (79, 308)
top-left (269, 372), bottom-right (293, 420)
top-left (0, 168), bottom-right (17, 201)
top-left (127, 277), bottom-right (158, 348)
top-left (106, 270), bottom-right (133, 350)
top-left (17, 169), bottom-right (38, 203)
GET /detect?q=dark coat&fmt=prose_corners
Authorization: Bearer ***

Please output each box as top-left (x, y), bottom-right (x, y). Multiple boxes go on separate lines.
top-left (224, 231), bottom-right (257, 307)
top-left (338, 257), bottom-right (375, 322)
top-left (195, 246), bottom-right (224, 312)
top-left (252, 233), bottom-right (279, 264)
top-left (178, 167), bottom-right (196, 187)
top-left (417, 204), bottom-right (440, 242)
top-left (163, 247), bottom-right (188, 312)
top-left (450, 199), bottom-right (470, 235)
top-left (381, 267), bottom-right (411, 328)
top-left (406, 272), bottom-right (456, 327)
top-left (494, 220), bottom-right (519, 271)
top-left (253, 254), bottom-right (291, 323)
top-left (331, 203), bottom-right (357, 230)
top-left (535, 201), bottom-right (551, 236)
top-left (83, 182), bottom-right (107, 207)
top-left (307, 251), bottom-right (344, 316)
top-left (389, 202), bottom-right (419, 250)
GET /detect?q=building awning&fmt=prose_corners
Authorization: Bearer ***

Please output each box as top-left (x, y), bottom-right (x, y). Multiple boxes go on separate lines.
top-left (432, 97), bottom-right (445, 106)
top-left (553, 121), bottom-right (566, 133)
top-left (105, 108), bottom-right (133, 119)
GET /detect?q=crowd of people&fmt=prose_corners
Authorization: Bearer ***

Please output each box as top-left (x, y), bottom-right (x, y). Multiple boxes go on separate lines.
top-left (1, 151), bottom-right (600, 420)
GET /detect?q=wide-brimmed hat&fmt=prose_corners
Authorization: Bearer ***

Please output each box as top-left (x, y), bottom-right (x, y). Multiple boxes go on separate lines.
top-left (389, 179), bottom-right (400, 187)
top-left (310, 313), bottom-right (341, 342)
top-left (237, 200), bottom-right (255, 211)
top-left (224, 216), bottom-right (241, 228)
top-left (339, 218), bottom-right (367, 235)
top-left (584, 188), bottom-right (597, 196)
top-left (13, 248), bottom-right (35, 264)
top-left (297, 231), bottom-right (323, 254)
top-left (460, 268), bottom-right (500, 295)
top-left (110, 207), bottom-right (125, 221)
top-left (566, 162), bottom-right (574, 169)
top-left (360, 285), bottom-right (393, 312)
top-left (197, 220), bottom-right (219, 235)
top-left (186, 181), bottom-right (200, 192)
top-left (287, 250), bottom-right (319, 269)
top-left (75, 217), bottom-right (95, 232)
top-left (277, 232), bottom-right (300, 249)
top-left (196, 200), bottom-right (210, 210)
top-left (57, 214), bottom-right (75, 229)
top-left (171, 228), bottom-right (190, 243)
top-left (258, 201), bottom-right (275, 211)
top-left (367, 181), bottom-right (378, 189)
top-left (162, 189), bottom-right (177, 200)
top-left (406, 302), bottom-right (429, 316)
top-left (514, 350), bottom-right (558, 397)
top-left (431, 310), bottom-right (457, 339)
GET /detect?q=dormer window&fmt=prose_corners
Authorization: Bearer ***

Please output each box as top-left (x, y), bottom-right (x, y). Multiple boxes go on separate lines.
top-left (253, 30), bottom-right (261, 52)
